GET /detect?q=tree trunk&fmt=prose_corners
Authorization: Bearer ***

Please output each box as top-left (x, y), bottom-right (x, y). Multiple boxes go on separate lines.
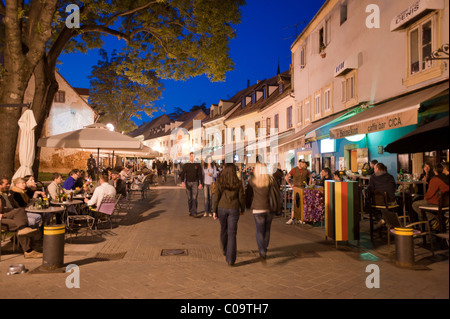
top-left (31, 58), bottom-right (59, 177)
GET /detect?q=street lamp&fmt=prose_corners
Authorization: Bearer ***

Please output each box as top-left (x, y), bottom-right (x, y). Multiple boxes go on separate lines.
top-left (106, 123), bottom-right (115, 131)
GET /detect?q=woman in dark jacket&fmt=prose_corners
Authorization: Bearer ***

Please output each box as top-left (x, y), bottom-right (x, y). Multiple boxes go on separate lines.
top-left (213, 163), bottom-right (245, 266)
top-left (247, 162), bottom-right (272, 261)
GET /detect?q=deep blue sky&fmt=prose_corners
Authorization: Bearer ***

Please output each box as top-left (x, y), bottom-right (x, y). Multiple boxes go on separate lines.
top-left (58, 0), bottom-right (326, 127)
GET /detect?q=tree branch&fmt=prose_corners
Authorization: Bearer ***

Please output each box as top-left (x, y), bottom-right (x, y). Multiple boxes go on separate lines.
top-left (105, 1), bottom-right (160, 27)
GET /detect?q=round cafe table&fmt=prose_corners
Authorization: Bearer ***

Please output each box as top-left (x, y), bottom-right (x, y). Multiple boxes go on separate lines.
top-left (25, 206), bottom-right (65, 225)
top-left (51, 200), bottom-right (84, 224)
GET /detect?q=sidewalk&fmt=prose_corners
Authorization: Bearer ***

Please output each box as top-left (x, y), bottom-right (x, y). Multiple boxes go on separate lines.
top-left (0, 174), bottom-right (448, 299)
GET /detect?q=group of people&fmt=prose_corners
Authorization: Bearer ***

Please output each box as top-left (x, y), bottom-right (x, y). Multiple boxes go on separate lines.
top-left (179, 152), bottom-right (279, 266)
top-left (366, 161), bottom-right (449, 230)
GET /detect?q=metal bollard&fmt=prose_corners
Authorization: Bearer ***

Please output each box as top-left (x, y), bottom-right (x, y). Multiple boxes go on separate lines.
top-left (43, 224), bottom-right (65, 269)
top-left (394, 227), bottom-right (414, 267)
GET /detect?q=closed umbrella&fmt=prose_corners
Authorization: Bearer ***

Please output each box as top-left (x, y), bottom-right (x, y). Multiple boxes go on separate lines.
top-left (384, 116), bottom-right (449, 154)
top-left (12, 109), bottom-right (37, 180)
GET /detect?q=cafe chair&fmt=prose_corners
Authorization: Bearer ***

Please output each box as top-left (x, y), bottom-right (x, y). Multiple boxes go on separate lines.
top-left (66, 211), bottom-right (96, 242)
top-left (95, 195), bottom-right (120, 230)
top-left (419, 191), bottom-right (449, 247)
top-left (1, 220), bottom-right (18, 260)
top-left (369, 191), bottom-right (400, 243)
top-left (378, 192), bottom-right (435, 256)
top-left (129, 175), bottom-right (151, 200)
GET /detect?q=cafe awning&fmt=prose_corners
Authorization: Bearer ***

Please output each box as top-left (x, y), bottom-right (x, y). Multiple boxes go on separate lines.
top-left (329, 81), bottom-right (449, 140)
top-left (305, 106), bottom-right (364, 141)
top-left (277, 112), bottom-right (345, 150)
top-left (384, 115), bottom-right (449, 154)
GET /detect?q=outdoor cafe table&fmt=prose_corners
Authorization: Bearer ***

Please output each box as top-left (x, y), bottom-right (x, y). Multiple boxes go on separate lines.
top-left (50, 199), bottom-right (84, 223)
top-left (395, 180), bottom-right (427, 218)
top-left (25, 206), bottom-right (65, 225)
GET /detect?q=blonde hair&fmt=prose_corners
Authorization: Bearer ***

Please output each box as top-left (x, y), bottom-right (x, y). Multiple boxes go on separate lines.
top-left (253, 162), bottom-right (270, 188)
top-left (12, 177), bottom-right (26, 186)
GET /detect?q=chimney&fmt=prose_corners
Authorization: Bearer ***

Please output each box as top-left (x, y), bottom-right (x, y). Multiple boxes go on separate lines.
top-left (247, 79), bottom-right (250, 87)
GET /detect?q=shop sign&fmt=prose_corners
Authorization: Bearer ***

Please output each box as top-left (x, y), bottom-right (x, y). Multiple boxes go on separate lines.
top-left (334, 53), bottom-right (359, 77)
top-left (330, 108), bottom-right (418, 139)
top-left (390, 0), bottom-right (444, 31)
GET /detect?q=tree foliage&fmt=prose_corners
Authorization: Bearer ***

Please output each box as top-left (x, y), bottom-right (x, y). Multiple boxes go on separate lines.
top-left (88, 49), bottom-right (163, 133)
top-left (0, 0), bottom-right (245, 177)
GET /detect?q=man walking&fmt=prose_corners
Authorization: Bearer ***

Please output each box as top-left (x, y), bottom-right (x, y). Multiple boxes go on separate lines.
top-left (180, 152), bottom-right (203, 217)
top-left (285, 159), bottom-right (311, 224)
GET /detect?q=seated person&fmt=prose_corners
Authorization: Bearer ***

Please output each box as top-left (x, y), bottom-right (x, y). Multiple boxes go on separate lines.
top-left (441, 162), bottom-right (449, 184)
top-left (110, 170), bottom-right (127, 198)
top-left (84, 174), bottom-right (117, 210)
top-left (412, 163), bottom-right (449, 228)
top-left (317, 168), bottom-right (332, 186)
top-left (1, 179), bottom-right (42, 259)
top-left (47, 173), bottom-right (63, 201)
top-left (10, 177), bottom-right (44, 228)
top-left (62, 169), bottom-right (80, 191)
top-left (367, 160), bottom-right (378, 175)
top-left (367, 163), bottom-right (397, 228)
top-left (333, 171), bottom-right (343, 182)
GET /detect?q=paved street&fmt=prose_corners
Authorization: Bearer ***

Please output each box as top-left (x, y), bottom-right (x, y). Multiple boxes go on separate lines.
top-left (1, 177), bottom-right (448, 304)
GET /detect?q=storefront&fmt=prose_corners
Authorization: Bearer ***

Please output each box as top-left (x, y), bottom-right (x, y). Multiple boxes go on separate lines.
top-left (329, 81), bottom-right (449, 177)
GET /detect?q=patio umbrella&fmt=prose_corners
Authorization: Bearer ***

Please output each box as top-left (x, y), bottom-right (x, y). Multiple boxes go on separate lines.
top-left (12, 109), bottom-right (37, 180)
top-left (37, 123), bottom-right (147, 172)
top-left (384, 116), bottom-right (449, 154)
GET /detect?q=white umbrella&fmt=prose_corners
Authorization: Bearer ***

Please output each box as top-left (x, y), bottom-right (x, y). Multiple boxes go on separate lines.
top-left (37, 123), bottom-right (143, 150)
top-left (12, 109), bottom-right (37, 180)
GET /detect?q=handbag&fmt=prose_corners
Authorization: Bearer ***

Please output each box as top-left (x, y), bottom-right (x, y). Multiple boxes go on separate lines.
top-left (210, 181), bottom-right (216, 195)
top-left (268, 176), bottom-right (281, 214)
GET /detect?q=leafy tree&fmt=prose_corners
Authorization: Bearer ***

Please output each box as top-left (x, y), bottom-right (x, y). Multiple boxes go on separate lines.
top-left (89, 49), bottom-right (163, 133)
top-left (0, 0), bottom-right (245, 178)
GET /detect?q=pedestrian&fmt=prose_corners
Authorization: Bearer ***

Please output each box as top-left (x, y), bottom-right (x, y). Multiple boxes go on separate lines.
top-left (203, 155), bottom-right (217, 217)
top-left (284, 159), bottom-right (311, 224)
top-left (212, 163), bottom-right (245, 266)
top-left (180, 152), bottom-right (203, 217)
top-left (246, 162), bottom-right (273, 261)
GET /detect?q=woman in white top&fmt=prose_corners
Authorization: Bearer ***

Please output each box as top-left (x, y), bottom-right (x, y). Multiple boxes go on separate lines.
top-left (202, 156), bottom-right (217, 217)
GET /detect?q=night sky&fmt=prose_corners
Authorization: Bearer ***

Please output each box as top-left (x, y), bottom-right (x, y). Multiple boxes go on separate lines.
top-left (57, 0), bottom-right (326, 127)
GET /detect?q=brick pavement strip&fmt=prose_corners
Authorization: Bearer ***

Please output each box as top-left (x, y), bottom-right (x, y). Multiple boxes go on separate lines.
top-left (0, 183), bottom-right (449, 300)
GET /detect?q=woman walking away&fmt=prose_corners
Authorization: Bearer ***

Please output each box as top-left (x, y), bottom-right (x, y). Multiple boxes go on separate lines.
top-left (213, 163), bottom-right (245, 266)
top-left (246, 162), bottom-right (273, 261)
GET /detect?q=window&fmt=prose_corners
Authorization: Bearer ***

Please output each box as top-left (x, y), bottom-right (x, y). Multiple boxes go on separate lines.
top-left (252, 92), bottom-right (256, 104)
top-left (241, 97), bottom-right (246, 108)
top-left (240, 125), bottom-right (245, 141)
top-left (54, 91), bottom-right (65, 103)
top-left (341, 70), bottom-right (357, 107)
top-left (304, 99), bottom-right (310, 122)
top-left (274, 114), bottom-right (279, 130)
top-left (255, 121), bottom-right (260, 137)
top-left (266, 117), bottom-right (271, 136)
top-left (340, 2), bottom-right (347, 25)
top-left (314, 92), bottom-right (321, 118)
top-left (408, 18), bottom-right (434, 75)
top-left (324, 87), bottom-right (332, 113)
top-left (319, 18), bottom-right (331, 52)
top-left (296, 102), bottom-right (302, 124)
top-left (300, 45), bottom-right (306, 69)
top-left (287, 106), bottom-right (293, 129)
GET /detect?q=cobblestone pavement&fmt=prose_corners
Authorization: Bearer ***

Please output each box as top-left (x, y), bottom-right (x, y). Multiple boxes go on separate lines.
top-left (1, 177), bottom-right (448, 304)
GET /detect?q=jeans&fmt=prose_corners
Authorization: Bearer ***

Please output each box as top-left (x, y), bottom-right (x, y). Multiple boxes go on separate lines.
top-left (218, 208), bottom-right (240, 265)
top-left (412, 199), bottom-right (437, 221)
top-left (26, 212), bottom-right (42, 228)
top-left (185, 181), bottom-right (199, 215)
top-left (204, 184), bottom-right (213, 213)
top-left (253, 212), bottom-right (273, 257)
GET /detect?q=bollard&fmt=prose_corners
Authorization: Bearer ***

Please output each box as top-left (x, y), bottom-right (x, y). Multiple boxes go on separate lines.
top-left (394, 227), bottom-right (414, 267)
top-left (43, 224), bottom-right (65, 269)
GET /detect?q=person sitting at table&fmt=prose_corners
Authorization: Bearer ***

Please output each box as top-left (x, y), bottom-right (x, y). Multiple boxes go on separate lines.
top-left (84, 174), bottom-right (116, 210)
top-left (441, 162), bottom-right (449, 184)
top-left (412, 163), bottom-right (449, 229)
top-left (63, 169), bottom-right (80, 191)
top-left (333, 171), bottom-right (343, 182)
top-left (317, 168), bottom-right (333, 186)
top-left (1, 194), bottom-right (43, 259)
top-left (110, 170), bottom-right (127, 198)
top-left (367, 160), bottom-right (378, 175)
top-left (47, 173), bottom-right (63, 201)
top-left (10, 177), bottom-right (44, 228)
top-left (367, 163), bottom-right (397, 229)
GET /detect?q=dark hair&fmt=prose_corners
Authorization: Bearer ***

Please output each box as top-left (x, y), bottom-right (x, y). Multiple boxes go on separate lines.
top-left (99, 174), bottom-right (109, 182)
top-left (52, 173), bottom-right (62, 180)
top-left (442, 162), bottom-right (449, 171)
top-left (218, 163), bottom-right (241, 190)
top-left (322, 167), bottom-right (332, 178)
top-left (370, 160), bottom-right (378, 165)
top-left (375, 163), bottom-right (387, 172)
top-left (434, 163), bottom-right (444, 175)
top-left (423, 162), bottom-right (432, 169)
top-left (69, 169), bottom-right (79, 176)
